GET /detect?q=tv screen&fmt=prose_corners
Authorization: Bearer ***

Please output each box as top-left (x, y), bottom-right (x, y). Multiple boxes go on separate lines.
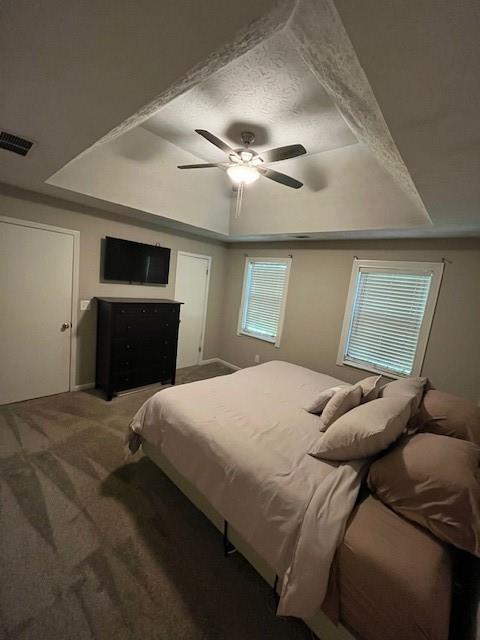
top-left (103, 236), bottom-right (170, 284)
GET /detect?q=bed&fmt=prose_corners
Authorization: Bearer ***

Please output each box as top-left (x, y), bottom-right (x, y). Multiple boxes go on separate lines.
top-left (129, 360), bottom-right (454, 639)
top-left (336, 492), bottom-right (452, 640)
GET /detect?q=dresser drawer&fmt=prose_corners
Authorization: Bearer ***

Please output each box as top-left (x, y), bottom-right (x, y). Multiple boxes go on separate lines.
top-left (135, 366), bottom-right (170, 387)
top-left (113, 365), bottom-right (171, 390)
top-left (114, 303), bottom-right (180, 317)
top-left (113, 314), bottom-right (178, 337)
top-left (113, 334), bottom-right (176, 354)
top-left (113, 372), bottom-right (137, 391)
top-left (112, 348), bottom-right (173, 370)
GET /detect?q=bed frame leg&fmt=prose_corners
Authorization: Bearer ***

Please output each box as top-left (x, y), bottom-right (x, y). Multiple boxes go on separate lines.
top-left (273, 574), bottom-right (280, 608)
top-left (223, 521), bottom-right (237, 556)
top-left (267, 574), bottom-right (281, 614)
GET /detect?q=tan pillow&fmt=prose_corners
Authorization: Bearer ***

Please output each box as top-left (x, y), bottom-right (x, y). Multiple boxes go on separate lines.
top-left (319, 386), bottom-right (362, 432)
top-left (305, 385), bottom-right (350, 415)
top-left (310, 397), bottom-right (411, 461)
top-left (368, 433), bottom-right (480, 557)
top-left (418, 389), bottom-right (480, 446)
top-left (381, 376), bottom-right (427, 416)
top-left (356, 375), bottom-right (382, 403)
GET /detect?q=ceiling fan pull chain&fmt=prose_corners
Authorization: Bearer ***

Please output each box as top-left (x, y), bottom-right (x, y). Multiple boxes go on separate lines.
top-left (235, 182), bottom-right (244, 218)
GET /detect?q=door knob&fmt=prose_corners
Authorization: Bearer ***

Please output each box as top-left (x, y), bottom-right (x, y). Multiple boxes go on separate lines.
top-left (61, 322), bottom-right (71, 331)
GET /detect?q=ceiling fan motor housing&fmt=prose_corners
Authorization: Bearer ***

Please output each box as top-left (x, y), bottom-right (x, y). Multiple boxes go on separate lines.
top-left (240, 131), bottom-right (255, 146)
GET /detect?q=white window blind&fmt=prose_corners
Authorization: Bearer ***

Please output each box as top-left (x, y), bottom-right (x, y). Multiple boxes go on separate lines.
top-left (338, 260), bottom-right (444, 377)
top-left (238, 258), bottom-right (291, 346)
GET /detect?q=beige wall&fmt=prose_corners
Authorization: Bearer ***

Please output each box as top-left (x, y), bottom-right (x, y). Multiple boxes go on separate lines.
top-left (0, 186), bottom-right (227, 387)
top-left (219, 239), bottom-right (480, 402)
top-left (2, 183), bottom-right (479, 403)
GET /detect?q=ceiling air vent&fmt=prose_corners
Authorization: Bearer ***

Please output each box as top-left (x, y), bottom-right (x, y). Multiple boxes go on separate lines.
top-left (0, 130), bottom-right (34, 156)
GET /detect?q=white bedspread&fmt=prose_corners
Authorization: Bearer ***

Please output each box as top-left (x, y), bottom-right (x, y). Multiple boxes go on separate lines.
top-left (129, 360), bottom-right (365, 618)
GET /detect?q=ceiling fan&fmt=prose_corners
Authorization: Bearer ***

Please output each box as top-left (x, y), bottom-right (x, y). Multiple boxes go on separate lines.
top-left (178, 129), bottom-right (306, 189)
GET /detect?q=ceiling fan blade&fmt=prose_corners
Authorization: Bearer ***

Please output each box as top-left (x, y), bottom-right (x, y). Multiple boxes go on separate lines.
top-left (260, 144), bottom-right (306, 164)
top-left (195, 129), bottom-right (239, 158)
top-left (258, 167), bottom-right (303, 189)
top-left (177, 163), bottom-right (226, 169)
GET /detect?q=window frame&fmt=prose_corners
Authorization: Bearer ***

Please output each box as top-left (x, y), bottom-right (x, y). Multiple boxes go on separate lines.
top-left (237, 256), bottom-right (292, 347)
top-left (337, 259), bottom-right (444, 378)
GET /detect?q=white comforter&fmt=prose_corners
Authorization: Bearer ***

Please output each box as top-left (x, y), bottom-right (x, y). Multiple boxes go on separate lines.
top-left (129, 361), bottom-right (365, 618)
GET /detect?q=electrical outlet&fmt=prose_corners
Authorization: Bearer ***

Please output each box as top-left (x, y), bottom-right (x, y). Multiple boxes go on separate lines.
top-left (80, 299), bottom-right (91, 311)
top-left (254, 354), bottom-right (261, 364)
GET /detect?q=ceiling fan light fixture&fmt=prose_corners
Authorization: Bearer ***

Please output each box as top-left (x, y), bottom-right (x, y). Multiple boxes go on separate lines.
top-left (227, 164), bottom-right (259, 185)
top-left (240, 150), bottom-right (254, 162)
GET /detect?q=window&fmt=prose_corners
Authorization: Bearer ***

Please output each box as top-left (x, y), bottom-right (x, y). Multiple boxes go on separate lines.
top-left (338, 260), bottom-right (444, 377)
top-left (238, 257), bottom-right (291, 346)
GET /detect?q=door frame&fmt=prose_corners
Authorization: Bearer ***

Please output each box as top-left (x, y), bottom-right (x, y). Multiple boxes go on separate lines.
top-left (174, 250), bottom-right (212, 364)
top-left (0, 215), bottom-right (80, 392)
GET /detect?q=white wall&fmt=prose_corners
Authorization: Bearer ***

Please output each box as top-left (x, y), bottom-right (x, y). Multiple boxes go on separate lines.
top-left (49, 137), bottom-right (430, 241)
top-left (48, 127), bottom-right (231, 236)
top-left (229, 144), bottom-right (429, 237)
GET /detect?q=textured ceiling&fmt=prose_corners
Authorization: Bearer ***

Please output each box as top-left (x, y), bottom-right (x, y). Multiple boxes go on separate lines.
top-left (0, 0), bottom-right (284, 198)
top-left (142, 31), bottom-right (357, 161)
top-left (22, 0), bottom-right (479, 240)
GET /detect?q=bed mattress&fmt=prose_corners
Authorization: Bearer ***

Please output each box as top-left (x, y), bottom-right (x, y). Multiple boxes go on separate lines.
top-left (338, 494), bottom-right (452, 640)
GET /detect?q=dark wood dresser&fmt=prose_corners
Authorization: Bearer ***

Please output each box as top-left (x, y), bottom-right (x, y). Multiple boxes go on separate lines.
top-left (95, 297), bottom-right (182, 400)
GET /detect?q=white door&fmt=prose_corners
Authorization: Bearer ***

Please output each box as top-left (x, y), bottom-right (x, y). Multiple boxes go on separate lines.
top-left (175, 252), bottom-right (210, 369)
top-left (0, 220), bottom-right (75, 405)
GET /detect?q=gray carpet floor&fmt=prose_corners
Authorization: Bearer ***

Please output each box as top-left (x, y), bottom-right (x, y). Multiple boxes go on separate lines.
top-left (0, 363), bottom-right (311, 640)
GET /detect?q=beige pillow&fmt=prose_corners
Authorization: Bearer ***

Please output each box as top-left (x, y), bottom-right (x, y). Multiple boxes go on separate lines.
top-left (381, 377), bottom-right (427, 416)
top-left (305, 385), bottom-right (350, 415)
top-left (356, 375), bottom-right (382, 403)
top-left (310, 397), bottom-right (411, 461)
top-left (368, 433), bottom-right (480, 557)
top-left (417, 389), bottom-right (480, 446)
top-left (319, 386), bottom-right (362, 432)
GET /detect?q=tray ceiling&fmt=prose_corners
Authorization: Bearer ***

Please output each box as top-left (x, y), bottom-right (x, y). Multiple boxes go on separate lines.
top-left (37, 0), bottom-right (480, 240)
top-left (142, 31), bottom-right (357, 161)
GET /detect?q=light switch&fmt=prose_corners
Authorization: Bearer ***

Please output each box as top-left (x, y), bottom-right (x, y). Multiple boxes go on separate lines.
top-left (80, 299), bottom-right (91, 311)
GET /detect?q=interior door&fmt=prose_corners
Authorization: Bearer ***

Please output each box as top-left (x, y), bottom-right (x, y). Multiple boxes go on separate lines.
top-left (0, 220), bottom-right (74, 405)
top-left (175, 252), bottom-right (210, 369)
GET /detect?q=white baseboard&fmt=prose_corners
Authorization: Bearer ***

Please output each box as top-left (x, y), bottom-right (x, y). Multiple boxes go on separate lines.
top-left (200, 357), bottom-right (241, 371)
top-left (71, 358), bottom-right (240, 392)
top-left (71, 382), bottom-right (95, 391)
top-left (71, 359), bottom-right (240, 392)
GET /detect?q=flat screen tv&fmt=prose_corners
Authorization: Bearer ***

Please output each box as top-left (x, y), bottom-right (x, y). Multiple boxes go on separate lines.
top-left (103, 236), bottom-right (170, 284)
